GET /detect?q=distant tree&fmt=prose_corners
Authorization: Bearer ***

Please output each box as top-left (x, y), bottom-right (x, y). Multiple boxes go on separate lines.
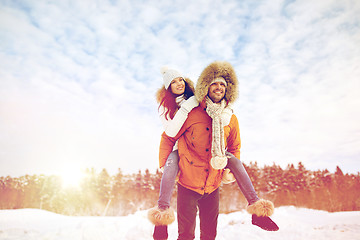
top-left (244, 161), bottom-right (260, 190)
top-left (112, 168), bottom-right (124, 201)
top-left (1, 164), bottom-right (359, 215)
top-left (39, 175), bottom-right (62, 211)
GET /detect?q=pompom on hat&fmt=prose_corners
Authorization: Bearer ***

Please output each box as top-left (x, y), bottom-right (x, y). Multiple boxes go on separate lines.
top-left (161, 66), bottom-right (184, 90)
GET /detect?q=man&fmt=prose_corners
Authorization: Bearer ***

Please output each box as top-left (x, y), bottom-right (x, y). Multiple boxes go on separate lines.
top-left (159, 61), bottom-right (274, 239)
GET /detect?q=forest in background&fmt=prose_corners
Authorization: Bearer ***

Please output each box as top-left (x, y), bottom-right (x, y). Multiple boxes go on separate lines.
top-left (0, 162), bottom-right (359, 216)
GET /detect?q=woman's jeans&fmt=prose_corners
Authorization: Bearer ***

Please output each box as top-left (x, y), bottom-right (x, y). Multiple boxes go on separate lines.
top-left (157, 150), bottom-right (259, 209)
top-left (225, 152), bottom-right (260, 205)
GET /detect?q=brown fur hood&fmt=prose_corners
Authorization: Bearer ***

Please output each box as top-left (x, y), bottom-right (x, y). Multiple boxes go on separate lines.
top-left (195, 61), bottom-right (239, 104)
top-left (155, 77), bottom-right (195, 103)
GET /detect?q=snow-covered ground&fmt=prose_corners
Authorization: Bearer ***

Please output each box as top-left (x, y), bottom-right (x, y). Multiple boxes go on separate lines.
top-left (0, 206), bottom-right (359, 240)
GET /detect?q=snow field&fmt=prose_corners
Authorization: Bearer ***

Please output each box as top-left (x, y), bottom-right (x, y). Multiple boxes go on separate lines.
top-left (0, 206), bottom-right (359, 240)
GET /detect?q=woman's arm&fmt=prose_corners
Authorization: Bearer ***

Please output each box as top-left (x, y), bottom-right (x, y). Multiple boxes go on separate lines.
top-left (162, 96), bottom-right (198, 137)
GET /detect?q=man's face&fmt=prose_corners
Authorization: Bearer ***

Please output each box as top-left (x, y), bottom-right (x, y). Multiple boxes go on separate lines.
top-left (208, 82), bottom-right (226, 103)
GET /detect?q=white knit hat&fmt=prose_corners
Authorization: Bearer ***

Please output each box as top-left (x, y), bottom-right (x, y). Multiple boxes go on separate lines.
top-left (161, 66), bottom-right (184, 89)
top-left (211, 77), bottom-right (227, 87)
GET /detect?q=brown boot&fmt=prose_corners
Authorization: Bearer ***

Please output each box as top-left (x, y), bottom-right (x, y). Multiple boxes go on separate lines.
top-left (247, 199), bottom-right (279, 231)
top-left (153, 225), bottom-right (168, 240)
top-left (251, 214), bottom-right (279, 231)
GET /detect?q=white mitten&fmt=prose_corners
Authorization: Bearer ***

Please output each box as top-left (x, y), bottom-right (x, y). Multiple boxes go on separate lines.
top-left (210, 156), bottom-right (228, 170)
top-left (222, 168), bottom-right (236, 184)
top-left (180, 96), bottom-right (199, 112)
top-left (221, 106), bottom-right (233, 126)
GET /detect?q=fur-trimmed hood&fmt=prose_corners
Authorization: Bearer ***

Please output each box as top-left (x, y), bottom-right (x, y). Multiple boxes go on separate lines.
top-left (155, 77), bottom-right (195, 103)
top-left (195, 61), bottom-right (239, 104)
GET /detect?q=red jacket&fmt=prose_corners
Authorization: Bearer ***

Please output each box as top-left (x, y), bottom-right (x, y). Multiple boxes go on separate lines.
top-left (159, 100), bottom-right (241, 195)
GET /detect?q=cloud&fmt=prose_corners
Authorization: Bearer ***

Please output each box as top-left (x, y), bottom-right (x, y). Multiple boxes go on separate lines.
top-left (230, 0), bottom-right (360, 172)
top-left (0, 0), bottom-right (359, 177)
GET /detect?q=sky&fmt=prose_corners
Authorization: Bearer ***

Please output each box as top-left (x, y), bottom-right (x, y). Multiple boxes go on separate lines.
top-left (0, 0), bottom-right (359, 178)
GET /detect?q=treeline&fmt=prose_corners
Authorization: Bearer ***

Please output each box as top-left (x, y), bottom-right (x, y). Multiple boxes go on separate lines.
top-left (0, 162), bottom-right (359, 216)
top-left (221, 162), bottom-right (360, 213)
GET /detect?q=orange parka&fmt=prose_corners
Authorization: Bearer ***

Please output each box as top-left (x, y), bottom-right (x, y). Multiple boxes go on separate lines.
top-left (159, 100), bottom-right (241, 195)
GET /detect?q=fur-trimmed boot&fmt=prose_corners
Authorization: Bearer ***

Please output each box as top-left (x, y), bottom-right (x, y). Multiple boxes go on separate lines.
top-left (148, 206), bottom-right (175, 226)
top-left (247, 199), bottom-right (279, 231)
top-left (148, 207), bottom-right (175, 240)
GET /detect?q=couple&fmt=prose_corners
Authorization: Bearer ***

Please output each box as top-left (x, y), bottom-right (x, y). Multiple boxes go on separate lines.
top-left (148, 61), bottom-right (279, 240)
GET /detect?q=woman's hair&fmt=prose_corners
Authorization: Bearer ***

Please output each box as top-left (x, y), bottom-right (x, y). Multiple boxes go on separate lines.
top-left (158, 80), bottom-right (194, 120)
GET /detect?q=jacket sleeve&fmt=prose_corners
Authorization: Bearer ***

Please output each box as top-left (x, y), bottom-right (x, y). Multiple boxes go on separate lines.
top-left (226, 114), bottom-right (241, 159)
top-left (159, 117), bottom-right (190, 168)
top-left (159, 132), bottom-right (177, 168)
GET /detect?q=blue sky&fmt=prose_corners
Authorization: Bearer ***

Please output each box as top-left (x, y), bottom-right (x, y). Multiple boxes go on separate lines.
top-left (0, 0), bottom-right (359, 178)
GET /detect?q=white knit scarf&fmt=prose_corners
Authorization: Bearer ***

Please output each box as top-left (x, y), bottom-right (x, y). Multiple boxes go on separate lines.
top-left (205, 96), bottom-right (228, 169)
top-left (175, 94), bottom-right (185, 107)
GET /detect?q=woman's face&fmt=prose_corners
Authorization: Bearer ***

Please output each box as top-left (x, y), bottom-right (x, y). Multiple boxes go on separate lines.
top-left (170, 77), bottom-right (185, 95)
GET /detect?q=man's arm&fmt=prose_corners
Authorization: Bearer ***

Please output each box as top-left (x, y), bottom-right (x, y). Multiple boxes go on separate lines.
top-left (226, 114), bottom-right (241, 159)
top-left (159, 115), bottom-right (191, 168)
top-left (159, 132), bottom-right (177, 168)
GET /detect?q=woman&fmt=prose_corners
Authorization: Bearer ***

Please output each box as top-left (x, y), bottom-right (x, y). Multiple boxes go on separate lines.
top-left (149, 66), bottom-right (278, 240)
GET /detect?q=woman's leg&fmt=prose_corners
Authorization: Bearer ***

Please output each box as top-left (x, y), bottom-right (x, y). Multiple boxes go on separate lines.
top-left (158, 150), bottom-right (179, 209)
top-left (225, 152), bottom-right (279, 231)
top-left (225, 152), bottom-right (259, 205)
top-left (149, 150), bottom-right (179, 239)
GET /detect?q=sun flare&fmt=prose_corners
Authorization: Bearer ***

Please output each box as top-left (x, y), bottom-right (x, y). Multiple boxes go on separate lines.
top-left (58, 166), bottom-right (86, 188)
